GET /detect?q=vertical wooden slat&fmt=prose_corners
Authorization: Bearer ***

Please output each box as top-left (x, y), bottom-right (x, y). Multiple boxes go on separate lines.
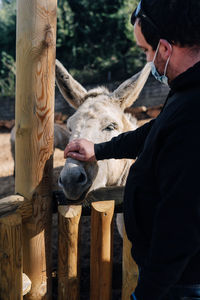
top-left (122, 228), bottom-right (139, 300)
top-left (15, 0), bottom-right (57, 299)
top-left (58, 205), bottom-right (82, 300)
top-left (90, 201), bottom-right (115, 300)
top-left (0, 213), bottom-right (23, 300)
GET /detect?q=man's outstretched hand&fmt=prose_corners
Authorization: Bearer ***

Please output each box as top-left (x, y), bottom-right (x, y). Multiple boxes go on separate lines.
top-left (64, 139), bottom-right (96, 162)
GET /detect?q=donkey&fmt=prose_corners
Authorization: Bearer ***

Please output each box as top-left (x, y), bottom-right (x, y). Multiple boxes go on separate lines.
top-left (55, 59), bottom-right (151, 235)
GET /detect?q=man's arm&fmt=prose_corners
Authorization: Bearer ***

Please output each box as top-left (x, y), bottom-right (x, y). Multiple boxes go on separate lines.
top-left (64, 119), bottom-right (155, 161)
top-left (134, 121), bottom-right (200, 300)
top-left (95, 119), bottom-right (155, 160)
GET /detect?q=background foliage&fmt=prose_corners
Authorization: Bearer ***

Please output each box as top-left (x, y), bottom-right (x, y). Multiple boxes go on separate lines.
top-left (0, 0), bottom-right (143, 96)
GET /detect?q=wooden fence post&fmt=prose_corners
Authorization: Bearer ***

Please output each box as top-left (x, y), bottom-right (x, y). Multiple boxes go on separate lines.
top-left (0, 213), bottom-right (23, 300)
top-left (90, 201), bottom-right (115, 300)
top-left (58, 205), bottom-right (82, 300)
top-left (15, 0), bottom-right (57, 299)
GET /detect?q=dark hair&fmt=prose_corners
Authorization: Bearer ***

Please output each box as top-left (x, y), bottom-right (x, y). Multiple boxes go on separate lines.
top-left (133, 0), bottom-right (200, 50)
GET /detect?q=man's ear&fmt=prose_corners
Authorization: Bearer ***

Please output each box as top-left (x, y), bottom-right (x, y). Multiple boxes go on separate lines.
top-left (160, 39), bottom-right (172, 59)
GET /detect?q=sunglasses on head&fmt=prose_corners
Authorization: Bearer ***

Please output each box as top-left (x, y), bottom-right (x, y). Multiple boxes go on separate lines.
top-left (131, 0), bottom-right (160, 34)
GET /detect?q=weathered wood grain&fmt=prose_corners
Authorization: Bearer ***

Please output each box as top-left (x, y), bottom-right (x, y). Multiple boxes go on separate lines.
top-left (58, 205), bottom-right (82, 300)
top-left (15, 1), bottom-right (57, 199)
top-left (0, 195), bottom-right (32, 220)
top-left (90, 201), bottom-right (115, 300)
top-left (15, 0), bottom-right (57, 299)
top-left (0, 213), bottom-right (23, 300)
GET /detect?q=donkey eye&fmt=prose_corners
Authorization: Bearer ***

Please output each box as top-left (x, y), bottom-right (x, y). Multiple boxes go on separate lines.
top-left (104, 123), bottom-right (117, 131)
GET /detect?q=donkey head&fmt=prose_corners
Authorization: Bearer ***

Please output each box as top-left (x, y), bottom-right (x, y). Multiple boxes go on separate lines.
top-left (55, 59), bottom-right (150, 202)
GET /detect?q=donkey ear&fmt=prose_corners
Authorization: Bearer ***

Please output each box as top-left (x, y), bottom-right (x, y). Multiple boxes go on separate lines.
top-left (55, 59), bottom-right (87, 109)
top-left (111, 63), bottom-right (151, 110)
top-left (54, 123), bottom-right (70, 151)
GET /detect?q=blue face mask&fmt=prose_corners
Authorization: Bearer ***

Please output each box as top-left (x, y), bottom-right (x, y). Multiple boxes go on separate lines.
top-left (150, 41), bottom-right (172, 85)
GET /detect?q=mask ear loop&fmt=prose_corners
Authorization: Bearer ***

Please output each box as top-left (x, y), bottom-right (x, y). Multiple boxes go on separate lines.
top-left (152, 40), bottom-right (161, 63)
top-left (164, 43), bottom-right (172, 76)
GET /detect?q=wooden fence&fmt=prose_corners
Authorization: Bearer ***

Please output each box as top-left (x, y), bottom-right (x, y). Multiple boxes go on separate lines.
top-left (0, 188), bottom-right (138, 300)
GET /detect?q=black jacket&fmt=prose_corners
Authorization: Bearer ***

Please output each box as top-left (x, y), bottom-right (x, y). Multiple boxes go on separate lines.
top-left (94, 61), bottom-right (200, 300)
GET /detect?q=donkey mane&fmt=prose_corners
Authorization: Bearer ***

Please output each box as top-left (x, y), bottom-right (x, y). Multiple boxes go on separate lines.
top-left (83, 87), bottom-right (110, 101)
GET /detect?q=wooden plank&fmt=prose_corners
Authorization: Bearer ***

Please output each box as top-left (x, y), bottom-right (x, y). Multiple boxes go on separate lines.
top-left (90, 201), bottom-right (115, 300)
top-left (58, 205), bottom-right (82, 300)
top-left (86, 186), bottom-right (124, 206)
top-left (15, 0), bottom-right (57, 299)
top-left (0, 213), bottom-right (23, 300)
top-left (53, 186), bottom-right (124, 215)
top-left (0, 195), bottom-right (32, 220)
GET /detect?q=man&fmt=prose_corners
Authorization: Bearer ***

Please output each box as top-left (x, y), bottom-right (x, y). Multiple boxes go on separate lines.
top-left (64, 0), bottom-right (200, 299)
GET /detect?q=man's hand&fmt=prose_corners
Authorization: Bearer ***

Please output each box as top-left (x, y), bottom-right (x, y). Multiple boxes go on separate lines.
top-left (64, 139), bottom-right (96, 162)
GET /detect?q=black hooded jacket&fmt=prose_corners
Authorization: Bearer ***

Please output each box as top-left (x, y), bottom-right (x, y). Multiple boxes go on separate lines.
top-left (94, 61), bottom-right (200, 300)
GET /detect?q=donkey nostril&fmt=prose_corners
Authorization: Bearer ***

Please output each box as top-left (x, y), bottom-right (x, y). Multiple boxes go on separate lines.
top-left (77, 172), bottom-right (86, 183)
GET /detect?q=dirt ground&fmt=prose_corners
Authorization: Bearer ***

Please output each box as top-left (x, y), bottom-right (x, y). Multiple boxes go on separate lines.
top-left (0, 130), bottom-right (122, 299)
